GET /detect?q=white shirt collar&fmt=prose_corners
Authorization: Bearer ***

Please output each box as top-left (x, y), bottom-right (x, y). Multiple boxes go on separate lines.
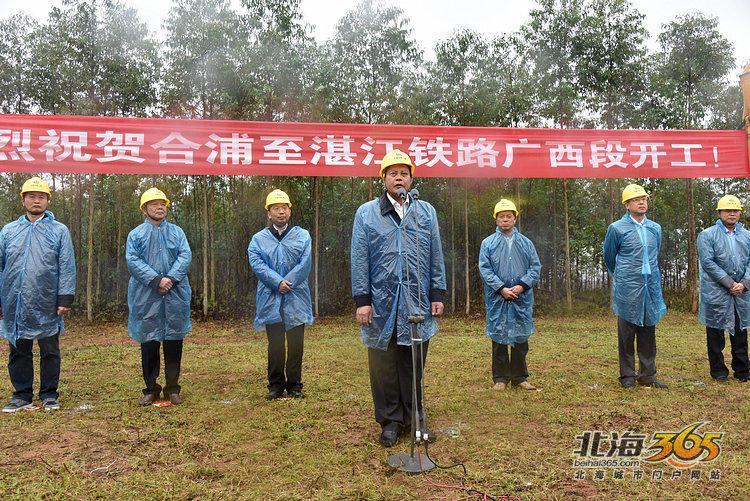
top-left (628, 214), bottom-right (645, 226)
top-left (273, 223), bottom-right (288, 233)
top-left (387, 192), bottom-right (410, 208)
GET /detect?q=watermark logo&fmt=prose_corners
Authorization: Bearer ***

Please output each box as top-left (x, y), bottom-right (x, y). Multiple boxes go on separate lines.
top-left (643, 422), bottom-right (723, 469)
top-left (571, 422), bottom-right (723, 481)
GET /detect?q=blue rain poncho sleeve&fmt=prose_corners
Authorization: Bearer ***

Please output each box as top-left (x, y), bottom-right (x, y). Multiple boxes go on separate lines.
top-left (248, 226), bottom-right (313, 332)
top-left (350, 207), bottom-right (371, 302)
top-left (247, 237), bottom-right (285, 291)
top-left (0, 211), bottom-right (77, 346)
top-left (126, 221), bottom-right (192, 343)
top-left (57, 227), bottom-right (76, 297)
top-left (350, 198), bottom-right (446, 350)
top-left (698, 220), bottom-right (750, 332)
top-left (284, 235), bottom-right (312, 287)
top-left (603, 214), bottom-right (667, 327)
top-left (126, 236), bottom-right (161, 288)
top-left (429, 209), bottom-right (447, 298)
top-left (479, 228), bottom-right (541, 345)
top-left (166, 232), bottom-right (192, 284)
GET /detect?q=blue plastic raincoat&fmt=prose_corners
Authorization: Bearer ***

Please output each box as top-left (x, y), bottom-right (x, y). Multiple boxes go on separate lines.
top-left (126, 220), bottom-right (192, 342)
top-left (351, 196), bottom-right (447, 351)
top-left (697, 220), bottom-right (750, 332)
top-left (0, 211), bottom-right (76, 346)
top-left (247, 226), bottom-right (313, 331)
top-left (479, 227), bottom-right (541, 345)
top-left (603, 213), bottom-right (667, 327)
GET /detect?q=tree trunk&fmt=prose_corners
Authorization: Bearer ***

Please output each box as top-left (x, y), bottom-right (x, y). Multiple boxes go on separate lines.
top-left (209, 181), bottom-right (216, 306)
top-left (563, 179), bottom-right (573, 312)
top-left (86, 175), bottom-right (95, 322)
top-left (607, 179), bottom-right (615, 303)
top-left (551, 182), bottom-right (558, 297)
top-left (686, 179), bottom-right (699, 313)
top-left (514, 179), bottom-right (522, 232)
top-left (202, 176), bottom-right (210, 318)
top-left (313, 177), bottom-right (321, 317)
top-left (464, 180), bottom-right (470, 315)
top-left (116, 197), bottom-right (123, 303)
top-left (449, 181), bottom-right (456, 314)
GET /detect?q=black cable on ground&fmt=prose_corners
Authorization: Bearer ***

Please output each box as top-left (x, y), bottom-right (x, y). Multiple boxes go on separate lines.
top-left (423, 441), bottom-right (467, 476)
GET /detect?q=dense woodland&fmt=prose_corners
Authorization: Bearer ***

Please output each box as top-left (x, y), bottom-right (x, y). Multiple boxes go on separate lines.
top-left (0, 0), bottom-right (747, 321)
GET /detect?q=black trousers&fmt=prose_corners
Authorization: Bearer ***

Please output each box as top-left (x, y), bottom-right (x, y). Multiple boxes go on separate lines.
top-left (367, 333), bottom-right (429, 432)
top-left (266, 323), bottom-right (304, 393)
top-left (706, 310), bottom-right (750, 380)
top-left (8, 334), bottom-right (60, 402)
top-left (617, 317), bottom-right (657, 384)
top-left (141, 340), bottom-right (183, 397)
top-left (492, 340), bottom-right (529, 385)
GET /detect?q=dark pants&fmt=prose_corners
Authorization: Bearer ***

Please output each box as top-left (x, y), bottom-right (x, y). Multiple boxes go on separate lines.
top-left (266, 323), bottom-right (304, 393)
top-left (617, 317), bottom-right (657, 385)
top-left (492, 340), bottom-right (529, 385)
top-left (706, 310), bottom-right (750, 381)
top-left (367, 333), bottom-right (429, 432)
top-left (141, 340), bottom-right (183, 397)
top-left (8, 334), bottom-right (60, 402)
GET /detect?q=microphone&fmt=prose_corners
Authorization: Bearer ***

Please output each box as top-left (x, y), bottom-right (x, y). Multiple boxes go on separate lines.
top-left (409, 188), bottom-right (420, 201)
top-left (396, 187), bottom-right (407, 202)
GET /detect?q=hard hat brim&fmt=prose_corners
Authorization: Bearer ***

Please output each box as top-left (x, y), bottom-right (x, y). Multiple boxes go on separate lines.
top-left (379, 163), bottom-right (415, 179)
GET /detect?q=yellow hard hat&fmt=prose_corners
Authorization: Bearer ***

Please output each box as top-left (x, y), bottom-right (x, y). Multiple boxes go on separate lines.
top-left (20, 177), bottom-right (51, 199)
top-left (621, 184), bottom-right (649, 204)
top-left (379, 149), bottom-right (415, 178)
top-left (140, 187), bottom-right (170, 210)
top-left (265, 189), bottom-right (292, 209)
top-left (716, 194), bottom-right (742, 211)
top-left (493, 199), bottom-right (518, 218)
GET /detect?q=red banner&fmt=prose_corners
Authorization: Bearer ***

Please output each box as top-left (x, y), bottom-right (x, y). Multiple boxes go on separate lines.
top-left (0, 114), bottom-right (747, 178)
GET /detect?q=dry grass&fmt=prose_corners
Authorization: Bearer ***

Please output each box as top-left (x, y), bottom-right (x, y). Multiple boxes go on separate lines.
top-left (0, 311), bottom-right (748, 499)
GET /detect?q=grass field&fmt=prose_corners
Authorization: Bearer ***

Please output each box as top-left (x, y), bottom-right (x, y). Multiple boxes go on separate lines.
top-left (1, 310), bottom-right (749, 499)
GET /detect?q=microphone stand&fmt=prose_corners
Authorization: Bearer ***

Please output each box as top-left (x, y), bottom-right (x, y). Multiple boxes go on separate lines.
top-left (387, 188), bottom-right (436, 474)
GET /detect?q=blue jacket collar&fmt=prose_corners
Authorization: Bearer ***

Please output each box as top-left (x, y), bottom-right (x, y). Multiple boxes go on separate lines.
top-left (622, 212), bottom-right (648, 225)
top-left (495, 226), bottom-right (518, 238)
top-left (715, 219), bottom-right (743, 232)
top-left (20, 210), bottom-right (54, 224)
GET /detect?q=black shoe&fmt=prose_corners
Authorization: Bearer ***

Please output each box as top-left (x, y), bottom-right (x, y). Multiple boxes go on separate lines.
top-left (167, 393), bottom-right (183, 405)
top-left (139, 393), bottom-right (157, 406)
top-left (639, 380), bottom-right (668, 389)
top-left (379, 428), bottom-right (399, 447)
top-left (736, 377), bottom-right (748, 383)
top-left (621, 380), bottom-right (636, 389)
top-left (288, 389), bottom-right (304, 399)
top-left (713, 377), bottom-right (729, 383)
top-left (267, 390), bottom-right (283, 401)
top-left (2, 398), bottom-right (34, 413)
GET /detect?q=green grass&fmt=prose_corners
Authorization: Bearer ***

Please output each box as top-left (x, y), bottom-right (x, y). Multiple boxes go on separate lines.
top-left (1, 311), bottom-right (749, 499)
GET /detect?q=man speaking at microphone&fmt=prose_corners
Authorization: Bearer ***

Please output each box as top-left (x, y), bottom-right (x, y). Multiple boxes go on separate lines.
top-left (351, 149), bottom-right (447, 447)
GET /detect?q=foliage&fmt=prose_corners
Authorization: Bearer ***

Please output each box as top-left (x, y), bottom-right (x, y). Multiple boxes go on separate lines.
top-left (0, 0), bottom-right (744, 319)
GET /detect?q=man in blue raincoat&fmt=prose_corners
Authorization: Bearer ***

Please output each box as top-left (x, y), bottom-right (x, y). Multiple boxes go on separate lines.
top-left (351, 149), bottom-right (446, 447)
top-left (603, 183), bottom-right (668, 389)
top-left (127, 188), bottom-right (192, 406)
top-left (0, 177), bottom-right (75, 413)
top-left (697, 194), bottom-right (750, 382)
top-left (248, 189), bottom-right (313, 401)
top-left (479, 199), bottom-right (541, 392)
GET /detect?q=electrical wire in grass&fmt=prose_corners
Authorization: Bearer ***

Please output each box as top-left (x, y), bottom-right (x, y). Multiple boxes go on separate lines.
top-left (422, 443), bottom-right (500, 500)
top-left (423, 441), bottom-right (467, 476)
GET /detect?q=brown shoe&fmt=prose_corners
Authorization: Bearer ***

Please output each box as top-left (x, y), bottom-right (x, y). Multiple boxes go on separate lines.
top-left (167, 393), bottom-right (183, 405)
top-left (517, 381), bottom-right (538, 391)
top-left (139, 393), bottom-right (157, 406)
top-left (493, 382), bottom-right (507, 391)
